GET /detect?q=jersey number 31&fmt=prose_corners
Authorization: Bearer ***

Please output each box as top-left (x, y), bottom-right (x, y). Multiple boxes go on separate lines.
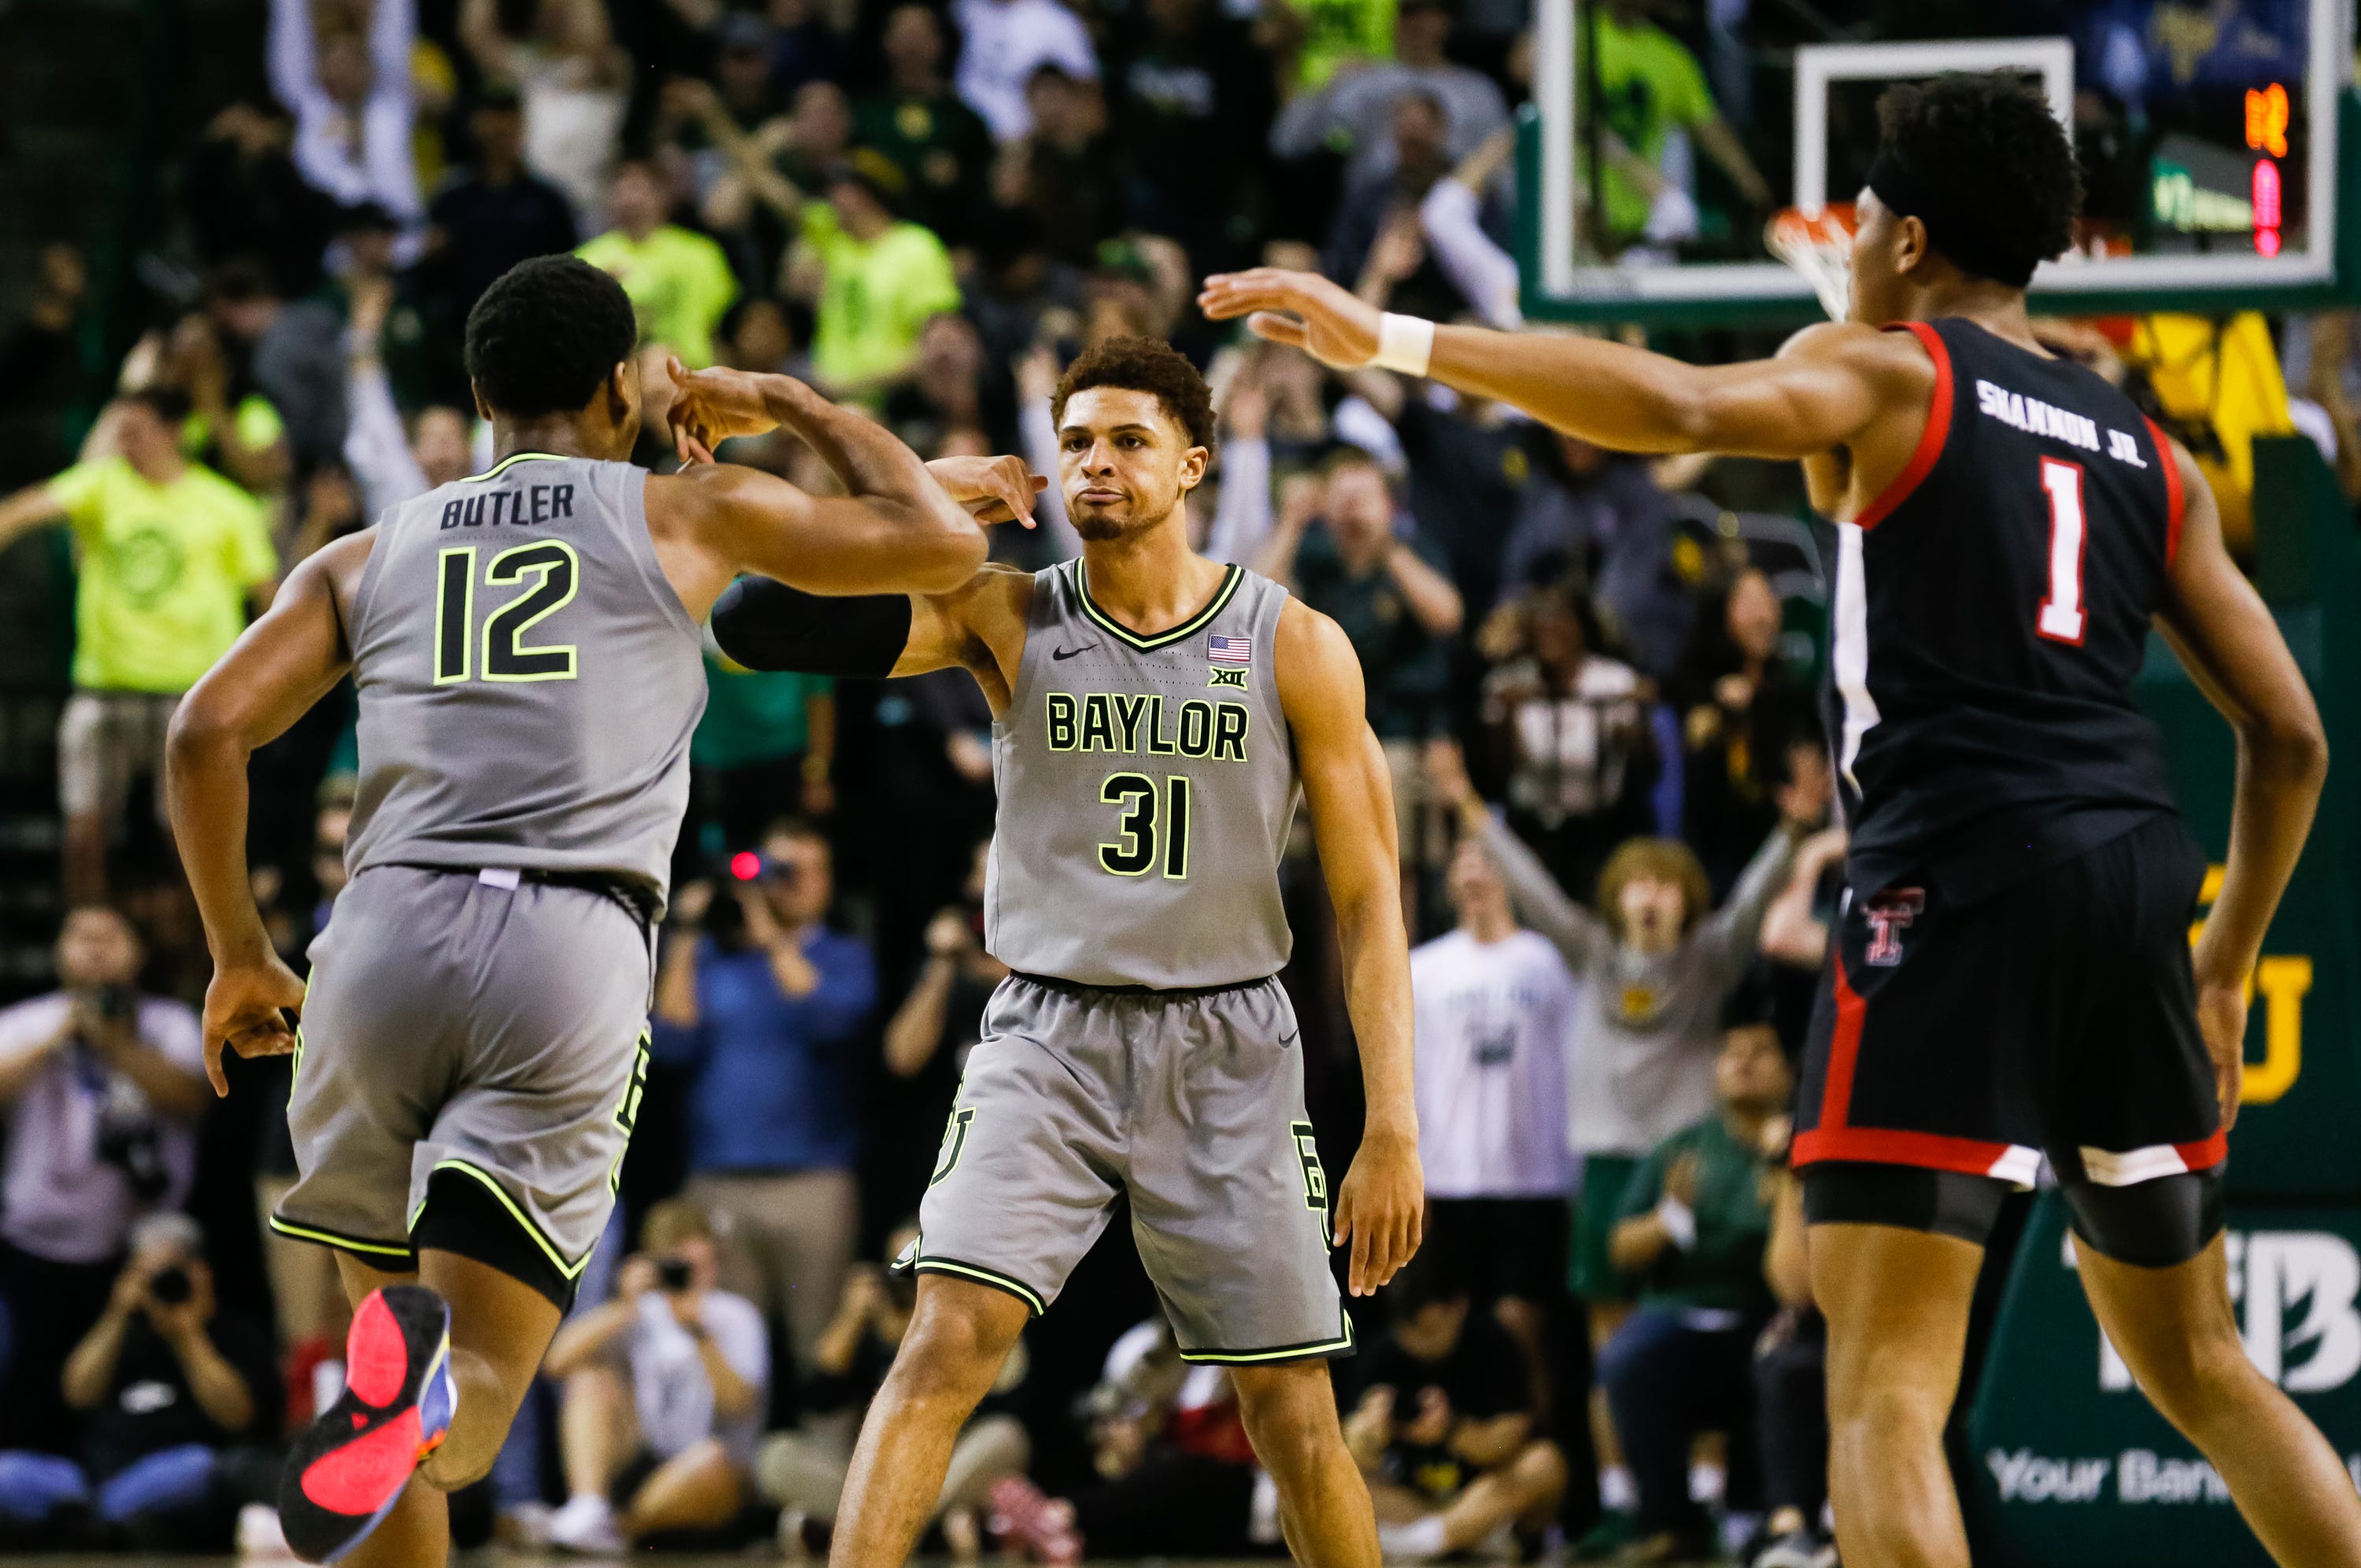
top-left (433, 541), bottom-right (582, 684)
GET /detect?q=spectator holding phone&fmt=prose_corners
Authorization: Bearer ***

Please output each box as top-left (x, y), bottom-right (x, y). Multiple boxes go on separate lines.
top-left (1340, 1252), bottom-right (1567, 1562)
top-left (541, 1199), bottom-right (769, 1552)
top-left (0, 1213), bottom-right (277, 1548)
top-left (0, 908), bottom-right (208, 1455)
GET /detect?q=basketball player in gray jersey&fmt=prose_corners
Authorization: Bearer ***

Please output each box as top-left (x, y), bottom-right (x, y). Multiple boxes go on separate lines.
top-left (164, 256), bottom-right (1037, 1567)
top-left (700, 337), bottom-right (1423, 1568)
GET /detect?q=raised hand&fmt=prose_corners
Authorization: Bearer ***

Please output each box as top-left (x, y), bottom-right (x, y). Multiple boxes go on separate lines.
top-left (926, 453), bottom-right (1045, 528)
top-left (667, 354), bottom-right (791, 463)
top-left (1197, 268), bottom-right (1384, 371)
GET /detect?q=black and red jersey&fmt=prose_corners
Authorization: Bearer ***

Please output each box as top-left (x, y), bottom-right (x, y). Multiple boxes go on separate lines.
top-left (1827, 317), bottom-right (2187, 903)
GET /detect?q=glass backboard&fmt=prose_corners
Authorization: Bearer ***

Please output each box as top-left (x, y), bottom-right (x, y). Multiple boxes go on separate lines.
top-left (1517, 0), bottom-right (2355, 324)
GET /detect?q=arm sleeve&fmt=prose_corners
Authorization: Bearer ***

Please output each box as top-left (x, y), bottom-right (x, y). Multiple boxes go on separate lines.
top-left (1418, 179), bottom-right (1522, 330)
top-left (1694, 825), bottom-right (1800, 980)
top-left (361, 0), bottom-right (422, 220)
top-left (1022, 397), bottom-right (1085, 560)
top-left (708, 578), bottom-right (914, 677)
top-left (1477, 814), bottom-right (1612, 973)
top-left (345, 360), bottom-right (432, 520)
top-left (1202, 434), bottom-right (1272, 564)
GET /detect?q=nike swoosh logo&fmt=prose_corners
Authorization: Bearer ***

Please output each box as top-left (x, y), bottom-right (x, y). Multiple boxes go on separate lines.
top-left (1052, 644), bottom-right (1097, 661)
top-left (1277, 1029), bottom-right (1300, 1047)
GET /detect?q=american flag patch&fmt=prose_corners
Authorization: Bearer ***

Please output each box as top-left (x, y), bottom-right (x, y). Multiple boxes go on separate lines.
top-left (1207, 636), bottom-right (1252, 665)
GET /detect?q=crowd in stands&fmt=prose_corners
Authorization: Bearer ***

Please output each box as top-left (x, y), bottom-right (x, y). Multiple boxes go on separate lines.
top-left (0, 0), bottom-right (2355, 1562)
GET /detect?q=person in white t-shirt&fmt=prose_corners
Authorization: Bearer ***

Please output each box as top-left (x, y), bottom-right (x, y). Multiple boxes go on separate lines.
top-left (541, 1198), bottom-right (770, 1552)
top-left (950, 0), bottom-right (1099, 140)
top-left (1410, 834), bottom-right (1577, 1405)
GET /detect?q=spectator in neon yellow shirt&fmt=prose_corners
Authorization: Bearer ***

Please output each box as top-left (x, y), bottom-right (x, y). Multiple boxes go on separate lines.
top-left (784, 153), bottom-right (963, 400)
top-left (1589, 0), bottom-right (1771, 251)
top-left (0, 388), bottom-right (279, 903)
top-left (575, 160), bottom-right (741, 368)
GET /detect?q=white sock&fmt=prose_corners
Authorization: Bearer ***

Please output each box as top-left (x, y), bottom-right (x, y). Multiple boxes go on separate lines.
top-left (1599, 1464), bottom-right (1637, 1513)
top-left (1376, 1515), bottom-right (1450, 1560)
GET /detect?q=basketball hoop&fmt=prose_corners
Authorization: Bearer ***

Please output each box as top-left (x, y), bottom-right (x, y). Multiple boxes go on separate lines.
top-left (1767, 204), bottom-right (1857, 323)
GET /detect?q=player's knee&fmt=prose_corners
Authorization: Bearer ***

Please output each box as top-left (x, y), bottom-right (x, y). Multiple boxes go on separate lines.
top-left (1825, 1374), bottom-right (1948, 1444)
top-left (892, 1293), bottom-right (1025, 1398)
top-left (2115, 1317), bottom-right (2256, 1421)
top-left (1232, 1363), bottom-right (1343, 1477)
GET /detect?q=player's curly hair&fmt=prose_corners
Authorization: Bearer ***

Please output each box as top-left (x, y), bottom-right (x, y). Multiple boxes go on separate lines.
top-left (464, 256), bottom-right (640, 419)
top-left (1875, 72), bottom-right (2081, 287)
top-left (1051, 336), bottom-right (1217, 452)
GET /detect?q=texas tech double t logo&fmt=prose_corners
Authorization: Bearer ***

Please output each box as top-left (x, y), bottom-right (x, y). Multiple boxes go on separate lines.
top-left (1864, 889), bottom-right (1927, 967)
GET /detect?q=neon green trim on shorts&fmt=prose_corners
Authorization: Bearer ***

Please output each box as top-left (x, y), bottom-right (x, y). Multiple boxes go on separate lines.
top-left (909, 1256), bottom-right (1047, 1316)
top-left (268, 1213), bottom-right (416, 1260)
top-left (1176, 1311), bottom-right (1356, 1365)
top-left (419, 1157), bottom-right (595, 1280)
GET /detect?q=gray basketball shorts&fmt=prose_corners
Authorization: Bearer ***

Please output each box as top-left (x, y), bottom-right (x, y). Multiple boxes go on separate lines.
top-left (904, 972), bottom-right (1351, 1363)
top-left (272, 865), bottom-right (653, 1305)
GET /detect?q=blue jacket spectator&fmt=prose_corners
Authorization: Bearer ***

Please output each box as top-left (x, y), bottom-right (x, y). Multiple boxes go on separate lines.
top-left (654, 822), bottom-right (877, 1364)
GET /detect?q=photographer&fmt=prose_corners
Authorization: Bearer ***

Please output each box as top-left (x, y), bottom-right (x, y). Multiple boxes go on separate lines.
top-left (1341, 1250), bottom-right (1567, 1562)
top-left (652, 819), bottom-right (878, 1366)
top-left (0, 1214), bottom-right (277, 1548)
top-left (0, 907), bottom-right (207, 1453)
top-left (541, 1199), bottom-right (769, 1553)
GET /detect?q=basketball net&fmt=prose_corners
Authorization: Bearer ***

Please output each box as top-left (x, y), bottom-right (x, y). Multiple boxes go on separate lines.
top-left (1767, 203), bottom-right (1857, 323)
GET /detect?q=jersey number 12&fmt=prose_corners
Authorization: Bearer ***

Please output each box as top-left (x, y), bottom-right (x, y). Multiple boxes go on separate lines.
top-left (434, 541), bottom-right (582, 684)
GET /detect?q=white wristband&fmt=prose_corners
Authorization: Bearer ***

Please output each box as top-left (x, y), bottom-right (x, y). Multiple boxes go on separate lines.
top-left (1653, 1195), bottom-right (1698, 1250)
top-left (1370, 313), bottom-right (1435, 378)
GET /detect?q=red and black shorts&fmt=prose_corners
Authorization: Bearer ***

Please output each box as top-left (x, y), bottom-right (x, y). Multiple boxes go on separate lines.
top-left (1795, 813), bottom-right (2225, 1201)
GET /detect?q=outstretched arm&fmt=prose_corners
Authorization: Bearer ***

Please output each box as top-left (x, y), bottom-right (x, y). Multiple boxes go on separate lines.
top-left (167, 533), bottom-right (371, 1094)
top-left (2156, 440), bottom-right (2330, 1129)
top-left (1277, 599), bottom-right (1422, 1296)
top-left (1198, 267), bottom-right (1925, 459)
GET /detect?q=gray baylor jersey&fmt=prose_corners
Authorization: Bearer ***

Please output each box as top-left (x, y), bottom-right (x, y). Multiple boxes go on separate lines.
top-left (342, 452), bottom-right (705, 904)
top-left (986, 560), bottom-right (1299, 988)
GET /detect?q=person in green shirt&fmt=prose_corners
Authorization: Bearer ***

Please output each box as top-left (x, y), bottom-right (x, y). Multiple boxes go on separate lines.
top-left (1598, 1020), bottom-right (1790, 1560)
top-left (0, 387), bottom-right (279, 904)
top-left (575, 160), bottom-right (741, 368)
top-left (689, 650), bottom-right (837, 855)
top-left (1587, 0), bottom-right (1772, 250)
top-left (785, 156), bottom-right (963, 402)
top-left (1280, 0), bottom-right (1396, 91)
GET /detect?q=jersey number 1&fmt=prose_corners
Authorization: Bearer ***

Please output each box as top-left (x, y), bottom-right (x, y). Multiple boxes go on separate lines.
top-left (434, 541), bottom-right (582, 684)
top-left (1099, 773), bottom-right (1192, 880)
top-left (2036, 457), bottom-right (2088, 645)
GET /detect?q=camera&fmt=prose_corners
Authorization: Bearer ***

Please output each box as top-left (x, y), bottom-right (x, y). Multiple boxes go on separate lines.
top-left (656, 1256), bottom-right (695, 1293)
top-left (148, 1264), bottom-right (192, 1305)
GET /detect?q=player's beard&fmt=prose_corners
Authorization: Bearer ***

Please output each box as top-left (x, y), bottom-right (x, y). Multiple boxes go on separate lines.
top-left (1070, 491), bottom-right (1177, 543)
